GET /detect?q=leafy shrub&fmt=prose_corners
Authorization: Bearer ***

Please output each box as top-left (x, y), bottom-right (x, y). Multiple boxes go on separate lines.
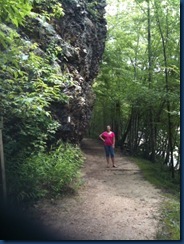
top-left (7, 142), bottom-right (84, 202)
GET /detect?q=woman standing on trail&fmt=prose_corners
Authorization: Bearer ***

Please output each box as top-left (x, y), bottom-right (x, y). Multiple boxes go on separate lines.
top-left (99, 125), bottom-right (117, 168)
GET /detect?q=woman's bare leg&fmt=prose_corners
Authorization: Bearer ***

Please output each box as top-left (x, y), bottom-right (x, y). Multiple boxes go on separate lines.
top-left (106, 157), bottom-right (110, 167)
top-left (111, 157), bottom-right (116, 167)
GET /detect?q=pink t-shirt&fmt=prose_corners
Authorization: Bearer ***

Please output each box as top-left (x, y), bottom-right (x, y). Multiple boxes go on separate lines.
top-left (101, 131), bottom-right (115, 146)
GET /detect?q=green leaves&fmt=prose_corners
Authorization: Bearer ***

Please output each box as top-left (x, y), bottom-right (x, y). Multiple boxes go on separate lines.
top-left (0, 0), bottom-right (32, 26)
top-left (32, 0), bottom-right (64, 21)
top-left (7, 142), bottom-right (84, 201)
top-left (0, 0), bottom-right (32, 46)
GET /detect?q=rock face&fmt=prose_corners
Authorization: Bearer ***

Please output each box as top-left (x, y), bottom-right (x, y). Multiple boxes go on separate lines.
top-left (20, 0), bottom-right (107, 143)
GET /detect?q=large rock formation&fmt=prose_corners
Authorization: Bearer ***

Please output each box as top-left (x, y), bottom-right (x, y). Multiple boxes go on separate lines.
top-left (20, 0), bottom-right (107, 143)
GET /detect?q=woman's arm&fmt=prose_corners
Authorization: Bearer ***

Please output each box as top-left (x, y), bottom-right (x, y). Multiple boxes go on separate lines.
top-left (112, 134), bottom-right (115, 148)
top-left (99, 133), bottom-right (105, 142)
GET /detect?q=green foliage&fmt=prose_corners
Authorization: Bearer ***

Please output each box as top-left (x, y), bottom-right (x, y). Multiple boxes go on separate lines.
top-left (7, 142), bottom-right (84, 202)
top-left (0, 0), bottom-right (32, 26)
top-left (32, 0), bottom-right (64, 20)
top-left (157, 200), bottom-right (180, 240)
top-left (0, 30), bottom-right (69, 155)
top-left (0, 0), bottom-right (32, 47)
top-left (87, 1), bottom-right (101, 19)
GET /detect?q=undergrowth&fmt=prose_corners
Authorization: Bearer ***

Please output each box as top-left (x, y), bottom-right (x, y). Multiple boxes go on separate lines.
top-left (132, 157), bottom-right (180, 240)
top-left (7, 142), bottom-right (84, 203)
top-left (156, 199), bottom-right (180, 240)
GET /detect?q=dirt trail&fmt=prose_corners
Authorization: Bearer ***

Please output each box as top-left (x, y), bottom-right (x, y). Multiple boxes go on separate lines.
top-left (33, 138), bottom-right (164, 240)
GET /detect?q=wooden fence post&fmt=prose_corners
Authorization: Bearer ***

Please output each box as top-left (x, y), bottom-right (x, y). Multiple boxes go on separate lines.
top-left (0, 116), bottom-right (7, 205)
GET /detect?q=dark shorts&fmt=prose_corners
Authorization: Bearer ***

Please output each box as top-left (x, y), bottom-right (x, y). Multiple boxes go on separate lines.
top-left (104, 145), bottom-right (114, 157)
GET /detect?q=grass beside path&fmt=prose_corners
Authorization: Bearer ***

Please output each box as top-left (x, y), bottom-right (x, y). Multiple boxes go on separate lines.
top-left (131, 157), bottom-right (180, 240)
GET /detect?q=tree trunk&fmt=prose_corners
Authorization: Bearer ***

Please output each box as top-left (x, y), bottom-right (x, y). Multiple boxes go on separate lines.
top-left (121, 112), bottom-right (132, 150)
top-left (154, 0), bottom-right (174, 177)
top-left (147, 0), bottom-right (155, 162)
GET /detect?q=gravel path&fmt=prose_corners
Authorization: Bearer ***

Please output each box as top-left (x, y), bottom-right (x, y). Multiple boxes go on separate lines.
top-left (32, 138), bottom-right (164, 240)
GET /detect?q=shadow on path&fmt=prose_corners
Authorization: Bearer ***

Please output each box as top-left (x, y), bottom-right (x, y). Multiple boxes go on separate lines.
top-left (31, 138), bottom-right (163, 240)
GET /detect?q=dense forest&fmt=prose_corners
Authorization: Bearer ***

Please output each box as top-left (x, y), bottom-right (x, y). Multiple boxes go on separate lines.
top-left (89, 0), bottom-right (180, 177)
top-left (0, 0), bottom-right (180, 203)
